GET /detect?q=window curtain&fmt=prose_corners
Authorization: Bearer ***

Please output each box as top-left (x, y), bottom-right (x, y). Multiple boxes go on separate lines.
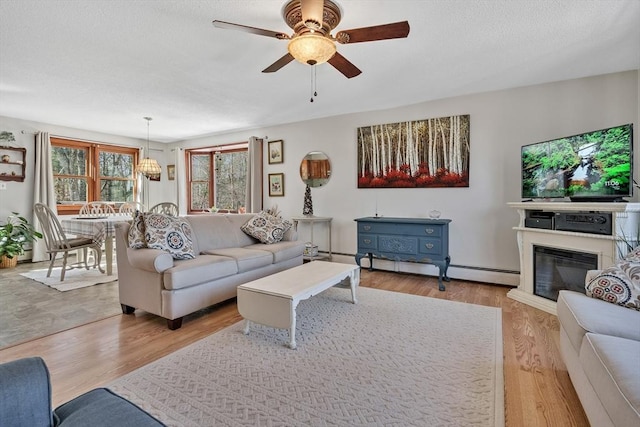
top-left (175, 148), bottom-right (187, 215)
top-left (245, 137), bottom-right (263, 213)
top-left (32, 132), bottom-right (57, 262)
top-left (136, 147), bottom-right (144, 207)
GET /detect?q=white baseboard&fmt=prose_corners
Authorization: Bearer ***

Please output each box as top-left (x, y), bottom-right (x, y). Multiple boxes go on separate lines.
top-left (328, 253), bottom-right (519, 287)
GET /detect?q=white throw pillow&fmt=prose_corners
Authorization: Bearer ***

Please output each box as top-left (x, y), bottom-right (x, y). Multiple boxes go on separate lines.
top-left (241, 211), bottom-right (292, 244)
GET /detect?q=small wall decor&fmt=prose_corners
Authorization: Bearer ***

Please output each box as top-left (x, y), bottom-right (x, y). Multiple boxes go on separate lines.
top-left (357, 115), bottom-right (470, 188)
top-left (302, 185), bottom-right (313, 215)
top-left (167, 164), bottom-right (175, 180)
top-left (268, 173), bottom-right (285, 197)
top-left (148, 172), bottom-right (161, 181)
top-left (268, 140), bottom-right (283, 164)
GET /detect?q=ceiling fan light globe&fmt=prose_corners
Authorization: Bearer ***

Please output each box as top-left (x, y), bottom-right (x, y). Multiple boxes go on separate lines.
top-left (287, 34), bottom-right (336, 65)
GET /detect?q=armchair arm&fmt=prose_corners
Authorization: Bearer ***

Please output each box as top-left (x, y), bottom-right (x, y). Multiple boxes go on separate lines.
top-left (0, 357), bottom-right (54, 427)
top-left (126, 248), bottom-right (174, 273)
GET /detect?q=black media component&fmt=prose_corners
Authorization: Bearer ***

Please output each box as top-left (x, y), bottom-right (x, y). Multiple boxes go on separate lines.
top-left (555, 212), bottom-right (613, 235)
top-left (524, 210), bottom-right (554, 230)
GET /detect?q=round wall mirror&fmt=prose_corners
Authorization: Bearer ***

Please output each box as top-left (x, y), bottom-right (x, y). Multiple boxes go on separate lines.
top-left (300, 151), bottom-right (331, 188)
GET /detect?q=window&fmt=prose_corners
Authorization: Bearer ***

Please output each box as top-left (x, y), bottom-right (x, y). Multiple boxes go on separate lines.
top-left (51, 137), bottom-right (139, 214)
top-left (186, 143), bottom-right (247, 213)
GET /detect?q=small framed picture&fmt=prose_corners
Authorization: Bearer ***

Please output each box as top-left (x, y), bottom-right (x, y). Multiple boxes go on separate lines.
top-left (268, 140), bottom-right (283, 164)
top-left (167, 164), bottom-right (175, 180)
top-left (268, 173), bottom-right (284, 197)
top-left (148, 173), bottom-right (161, 182)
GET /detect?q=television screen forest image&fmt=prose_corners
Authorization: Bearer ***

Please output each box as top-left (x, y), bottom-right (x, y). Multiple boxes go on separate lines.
top-left (521, 124), bottom-right (632, 198)
top-left (357, 115), bottom-right (470, 188)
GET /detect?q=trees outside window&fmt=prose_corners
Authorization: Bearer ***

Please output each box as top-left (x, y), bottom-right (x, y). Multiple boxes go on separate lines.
top-left (51, 138), bottom-right (138, 214)
top-left (187, 144), bottom-right (247, 213)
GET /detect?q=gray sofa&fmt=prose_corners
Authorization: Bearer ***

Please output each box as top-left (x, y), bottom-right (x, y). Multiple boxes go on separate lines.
top-left (115, 213), bottom-right (305, 329)
top-left (557, 284), bottom-right (640, 426)
top-left (0, 357), bottom-right (163, 426)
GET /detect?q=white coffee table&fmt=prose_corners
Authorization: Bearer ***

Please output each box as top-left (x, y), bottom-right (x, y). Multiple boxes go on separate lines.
top-left (237, 261), bottom-right (360, 349)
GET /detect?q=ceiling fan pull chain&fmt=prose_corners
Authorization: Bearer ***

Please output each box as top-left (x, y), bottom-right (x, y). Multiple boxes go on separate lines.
top-left (310, 66), bottom-right (315, 102)
top-left (314, 65), bottom-right (318, 98)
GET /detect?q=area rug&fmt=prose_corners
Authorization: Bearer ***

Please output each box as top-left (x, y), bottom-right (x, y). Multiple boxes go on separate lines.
top-left (108, 287), bottom-right (504, 426)
top-left (19, 265), bottom-right (117, 291)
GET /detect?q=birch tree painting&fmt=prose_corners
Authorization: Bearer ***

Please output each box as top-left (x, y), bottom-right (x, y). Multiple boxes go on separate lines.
top-left (357, 115), bottom-right (470, 188)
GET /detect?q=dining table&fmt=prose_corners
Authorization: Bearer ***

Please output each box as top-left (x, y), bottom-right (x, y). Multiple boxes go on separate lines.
top-left (59, 214), bottom-right (132, 276)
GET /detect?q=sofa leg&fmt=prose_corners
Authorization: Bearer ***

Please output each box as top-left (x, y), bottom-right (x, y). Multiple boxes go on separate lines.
top-left (121, 304), bottom-right (135, 315)
top-left (167, 317), bottom-right (183, 330)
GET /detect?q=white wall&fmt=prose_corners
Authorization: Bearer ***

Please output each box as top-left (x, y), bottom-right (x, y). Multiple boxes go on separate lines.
top-left (1, 71), bottom-right (637, 284)
top-left (166, 71), bottom-right (639, 285)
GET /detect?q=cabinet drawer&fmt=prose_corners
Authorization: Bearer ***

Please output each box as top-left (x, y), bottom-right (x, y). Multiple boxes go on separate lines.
top-left (358, 234), bottom-right (377, 250)
top-left (358, 222), bottom-right (442, 237)
top-left (379, 236), bottom-right (418, 255)
top-left (418, 238), bottom-right (443, 257)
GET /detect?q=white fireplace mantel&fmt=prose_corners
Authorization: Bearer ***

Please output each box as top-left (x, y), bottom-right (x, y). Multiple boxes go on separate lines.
top-left (507, 202), bottom-right (640, 315)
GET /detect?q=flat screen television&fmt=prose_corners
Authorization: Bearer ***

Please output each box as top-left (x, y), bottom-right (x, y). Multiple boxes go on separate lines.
top-left (521, 123), bottom-right (633, 202)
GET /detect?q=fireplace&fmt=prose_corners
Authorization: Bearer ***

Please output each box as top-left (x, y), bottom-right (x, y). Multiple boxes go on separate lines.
top-left (533, 246), bottom-right (598, 301)
top-left (507, 202), bottom-right (640, 315)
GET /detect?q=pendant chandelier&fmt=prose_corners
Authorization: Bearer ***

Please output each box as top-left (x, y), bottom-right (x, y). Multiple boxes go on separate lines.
top-left (136, 116), bottom-right (161, 177)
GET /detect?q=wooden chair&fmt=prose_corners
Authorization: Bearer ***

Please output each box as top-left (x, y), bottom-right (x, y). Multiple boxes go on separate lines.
top-left (79, 202), bottom-right (116, 216)
top-left (118, 201), bottom-right (146, 215)
top-left (33, 203), bottom-right (104, 281)
top-left (149, 202), bottom-right (178, 216)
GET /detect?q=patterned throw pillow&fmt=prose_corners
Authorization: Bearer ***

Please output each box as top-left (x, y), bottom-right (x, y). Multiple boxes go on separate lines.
top-left (586, 258), bottom-right (640, 311)
top-left (143, 213), bottom-right (195, 260)
top-left (241, 211), bottom-right (292, 244)
top-left (624, 245), bottom-right (640, 263)
top-left (128, 210), bottom-right (147, 249)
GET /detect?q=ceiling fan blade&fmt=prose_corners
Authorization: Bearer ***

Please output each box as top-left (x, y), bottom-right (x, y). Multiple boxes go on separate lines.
top-left (212, 20), bottom-right (289, 40)
top-left (300, 0), bottom-right (325, 30)
top-left (328, 52), bottom-right (362, 79)
top-left (262, 53), bottom-right (295, 73)
top-left (335, 21), bottom-right (410, 44)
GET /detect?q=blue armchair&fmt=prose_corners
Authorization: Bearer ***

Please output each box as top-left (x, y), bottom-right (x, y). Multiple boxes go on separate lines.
top-left (0, 357), bottom-right (164, 427)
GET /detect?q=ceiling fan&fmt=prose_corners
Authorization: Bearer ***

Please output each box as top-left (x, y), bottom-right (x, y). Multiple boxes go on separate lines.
top-left (212, 0), bottom-right (410, 79)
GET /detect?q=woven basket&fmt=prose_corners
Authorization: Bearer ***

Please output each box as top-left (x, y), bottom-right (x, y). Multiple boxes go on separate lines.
top-left (0, 255), bottom-right (18, 269)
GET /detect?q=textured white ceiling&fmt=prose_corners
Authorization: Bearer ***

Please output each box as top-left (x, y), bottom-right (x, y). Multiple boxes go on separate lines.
top-left (0, 0), bottom-right (638, 143)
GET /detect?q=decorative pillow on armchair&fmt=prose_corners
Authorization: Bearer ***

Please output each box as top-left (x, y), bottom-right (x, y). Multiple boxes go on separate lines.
top-left (241, 211), bottom-right (292, 244)
top-left (586, 253), bottom-right (640, 310)
top-left (143, 213), bottom-right (195, 260)
top-left (128, 210), bottom-right (147, 249)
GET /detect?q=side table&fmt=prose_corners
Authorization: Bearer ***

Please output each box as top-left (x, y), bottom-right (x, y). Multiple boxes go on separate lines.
top-left (291, 216), bottom-right (332, 261)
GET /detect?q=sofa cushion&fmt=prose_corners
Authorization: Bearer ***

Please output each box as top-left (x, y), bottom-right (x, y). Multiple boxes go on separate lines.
top-left (240, 211), bottom-right (292, 244)
top-left (185, 214), bottom-right (247, 254)
top-left (163, 255), bottom-right (237, 290)
top-left (585, 257), bottom-right (640, 310)
top-left (144, 213), bottom-right (195, 260)
top-left (203, 248), bottom-right (273, 273)
top-left (557, 290), bottom-right (640, 354)
top-left (55, 388), bottom-right (164, 426)
top-left (579, 333), bottom-right (640, 427)
top-left (128, 210), bottom-right (147, 249)
top-left (245, 240), bottom-right (306, 263)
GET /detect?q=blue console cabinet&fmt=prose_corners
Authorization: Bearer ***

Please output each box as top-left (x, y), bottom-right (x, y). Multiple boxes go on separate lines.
top-left (354, 217), bottom-right (451, 291)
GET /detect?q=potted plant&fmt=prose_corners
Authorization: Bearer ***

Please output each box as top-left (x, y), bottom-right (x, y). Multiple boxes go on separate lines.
top-left (0, 212), bottom-right (42, 268)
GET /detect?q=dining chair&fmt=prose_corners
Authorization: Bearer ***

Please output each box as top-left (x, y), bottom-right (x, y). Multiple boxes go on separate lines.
top-left (79, 202), bottom-right (116, 216)
top-left (33, 203), bottom-right (104, 281)
top-left (149, 202), bottom-right (178, 216)
top-left (118, 201), bottom-right (146, 215)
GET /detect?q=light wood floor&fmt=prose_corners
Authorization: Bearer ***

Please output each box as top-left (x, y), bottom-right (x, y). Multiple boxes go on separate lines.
top-left (0, 270), bottom-right (589, 426)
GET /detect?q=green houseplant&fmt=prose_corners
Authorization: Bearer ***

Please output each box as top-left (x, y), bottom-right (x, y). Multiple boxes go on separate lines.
top-left (0, 212), bottom-right (42, 268)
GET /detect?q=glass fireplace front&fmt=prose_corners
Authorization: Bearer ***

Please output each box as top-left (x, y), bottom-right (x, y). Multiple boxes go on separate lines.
top-left (533, 246), bottom-right (598, 301)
